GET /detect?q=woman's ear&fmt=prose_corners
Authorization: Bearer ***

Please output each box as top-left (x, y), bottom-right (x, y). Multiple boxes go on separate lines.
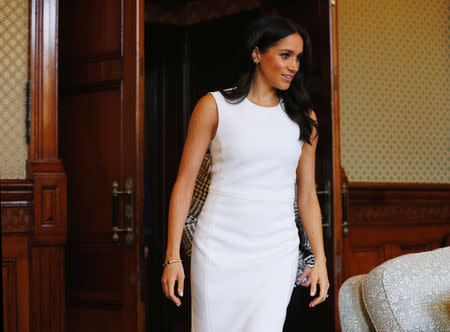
top-left (252, 47), bottom-right (261, 62)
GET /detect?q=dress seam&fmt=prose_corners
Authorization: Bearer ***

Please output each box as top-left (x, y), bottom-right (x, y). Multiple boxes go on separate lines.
top-left (204, 202), bottom-right (216, 332)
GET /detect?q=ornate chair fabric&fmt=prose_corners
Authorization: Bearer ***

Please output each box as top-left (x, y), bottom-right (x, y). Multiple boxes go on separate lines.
top-left (338, 274), bottom-right (375, 332)
top-left (339, 247), bottom-right (450, 332)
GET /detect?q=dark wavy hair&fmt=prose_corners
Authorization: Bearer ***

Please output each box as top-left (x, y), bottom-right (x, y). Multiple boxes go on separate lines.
top-left (220, 16), bottom-right (318, 144)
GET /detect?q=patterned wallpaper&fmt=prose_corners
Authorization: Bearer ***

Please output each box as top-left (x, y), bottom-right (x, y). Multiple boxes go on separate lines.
top-left (0, 0), bottom-right (28, 179)
top-left (338, 0), bottom-right (449, 183)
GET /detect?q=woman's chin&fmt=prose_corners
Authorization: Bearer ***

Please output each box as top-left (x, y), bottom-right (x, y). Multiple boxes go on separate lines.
top-left (275, 83), bottom-right (292, 91)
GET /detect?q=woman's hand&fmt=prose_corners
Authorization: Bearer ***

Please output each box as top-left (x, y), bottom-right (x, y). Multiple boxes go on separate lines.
top-left (308, 259), bottom-right (330, 308)
top-left (161, 262), bottom-right (185, 307)
top-left (297, 265), bottom-right (312, 287)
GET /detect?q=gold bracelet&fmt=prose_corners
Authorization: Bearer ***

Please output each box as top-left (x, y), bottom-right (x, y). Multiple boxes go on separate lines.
top-left (163, 259), bottom-right (182, 267)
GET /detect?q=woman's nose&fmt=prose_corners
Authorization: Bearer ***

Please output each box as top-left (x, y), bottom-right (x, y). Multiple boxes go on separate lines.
top-left (288, 59), bottom-right (299, 73)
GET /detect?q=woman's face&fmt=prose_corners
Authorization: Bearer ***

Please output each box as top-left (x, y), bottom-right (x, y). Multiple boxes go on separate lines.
top-left (253, 33), bottom-right (304, 91)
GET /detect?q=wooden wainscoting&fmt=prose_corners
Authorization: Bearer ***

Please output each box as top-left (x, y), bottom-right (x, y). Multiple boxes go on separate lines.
top-left (342, 183), bottom-right (450, 280)
top-left (1, 179), bottom-right (33, 332)
top-left (1, 0), bottom-right (67, 330)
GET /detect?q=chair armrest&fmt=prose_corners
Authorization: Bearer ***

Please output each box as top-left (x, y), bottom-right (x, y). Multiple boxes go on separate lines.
top-left (338, 274), bottom-right (375, 332)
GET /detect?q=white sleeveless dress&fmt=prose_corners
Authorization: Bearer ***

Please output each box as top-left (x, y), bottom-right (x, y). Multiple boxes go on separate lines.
top-left (191, 91), bottom-right (304, 332)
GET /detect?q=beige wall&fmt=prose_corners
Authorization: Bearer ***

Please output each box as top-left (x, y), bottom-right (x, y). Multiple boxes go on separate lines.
top-left (0, 0), bottom-right (29, 179)
top-left (338, 0), bottom-right (449, 183)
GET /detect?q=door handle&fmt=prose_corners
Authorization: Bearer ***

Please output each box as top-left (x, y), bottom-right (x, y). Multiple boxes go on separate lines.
top-left (316, 180), bottom-right (332, 239)
top-left (342, 183), bottom-right (349, 236)
top-left (112, 177), bottom-right (133, 244)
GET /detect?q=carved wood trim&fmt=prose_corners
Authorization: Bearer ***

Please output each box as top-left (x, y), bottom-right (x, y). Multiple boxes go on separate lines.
top-left (343, 182), bottom-right (450, 281)
top-left (347, 182), bottom-right (450, 224)
top-left (26, 0), bottom-right (67, 331)
top-left (144, 0), bottom-right (261, 24)
top-left (0, 180), bottom-right (33, 199)
top-left (31, 246), bottom-right (65, 332)
top-left (2, 236), bottom-right (31, 332)
top-left (3, 258), bottom-right (18, 332)
top-left (1, 180), bottom-right (34, 233)
top-left (28, 162), bottom-right (67, 241)
top-left (1, 208), bottom-right (33, 233)
top-left (29, 0), bottom-right (59, 161)
top-left (348, 182), bottom-right (450, 190)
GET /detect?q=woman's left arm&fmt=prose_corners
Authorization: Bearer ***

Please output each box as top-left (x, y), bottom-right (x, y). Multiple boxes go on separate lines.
top-left (296, 110), bottom-right (330, 308)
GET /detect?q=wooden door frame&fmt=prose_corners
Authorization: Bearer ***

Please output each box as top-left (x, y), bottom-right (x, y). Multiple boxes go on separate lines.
top-left (330, 1), bottom-right (344, 330)
top-left (58, 0), bottom-right (146, 331)
top-left (0, 0), bottom-right (71, 330)
top-left (29, 0), bottom-right (67, 330)
top-left (134, 0), bottom-right (147, 330)
top-left (2, 0), bottom-right (149, 331)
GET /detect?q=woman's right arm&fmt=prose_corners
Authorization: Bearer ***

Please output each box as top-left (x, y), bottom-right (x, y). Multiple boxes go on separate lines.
top-left (161, 93), bottom-right (218, 307)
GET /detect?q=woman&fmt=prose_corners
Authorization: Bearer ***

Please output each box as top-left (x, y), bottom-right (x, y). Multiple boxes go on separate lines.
top-left (161, 16), bottom-right (330, 331)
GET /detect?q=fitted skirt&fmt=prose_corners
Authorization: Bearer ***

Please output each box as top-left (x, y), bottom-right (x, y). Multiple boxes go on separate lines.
top-left (191, 189), bottom-right (299, 332)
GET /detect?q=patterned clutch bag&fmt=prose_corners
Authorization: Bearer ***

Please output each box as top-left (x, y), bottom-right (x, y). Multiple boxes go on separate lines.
top-left (181, 151), bottom-right (315, 287)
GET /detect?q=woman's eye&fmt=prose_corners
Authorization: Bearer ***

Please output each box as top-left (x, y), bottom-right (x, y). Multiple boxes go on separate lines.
top-left (281, 53), bottom-right (289, 59)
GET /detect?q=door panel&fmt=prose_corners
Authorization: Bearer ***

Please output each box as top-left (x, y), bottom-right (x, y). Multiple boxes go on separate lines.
top-left (60, 0), bottom-right (145, 331)
top-left (343, 183), bottom-right (450, 281)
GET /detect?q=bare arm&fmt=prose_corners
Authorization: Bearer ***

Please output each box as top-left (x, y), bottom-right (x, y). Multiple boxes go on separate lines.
top-left (162, 93), bottom-right (218, 306)
top-left (296, 110), bottom-right (329, 307)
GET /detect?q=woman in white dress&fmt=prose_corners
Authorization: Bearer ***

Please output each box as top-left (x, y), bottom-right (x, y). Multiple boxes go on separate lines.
top-left (161, 16), bottom-right (330, 331)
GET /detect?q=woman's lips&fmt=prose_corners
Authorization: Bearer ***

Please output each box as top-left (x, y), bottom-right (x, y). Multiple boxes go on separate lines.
top-left (282, 74), bottom-right (293, 82)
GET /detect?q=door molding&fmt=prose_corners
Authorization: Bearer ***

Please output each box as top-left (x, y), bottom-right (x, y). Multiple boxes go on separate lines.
top-left (27, 0), bottom-right (67, 331)
top-left (343, 182), bottom-right (450, 281)
top-left (1, 180), bottom-right (33, 332)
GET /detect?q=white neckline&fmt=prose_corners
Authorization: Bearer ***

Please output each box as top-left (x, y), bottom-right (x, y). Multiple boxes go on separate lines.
top-left (245, 96), bottom-right (282, 110)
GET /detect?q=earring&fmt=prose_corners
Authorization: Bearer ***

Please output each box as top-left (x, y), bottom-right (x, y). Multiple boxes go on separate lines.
top-left (253, 58), bottom-right (259, 64)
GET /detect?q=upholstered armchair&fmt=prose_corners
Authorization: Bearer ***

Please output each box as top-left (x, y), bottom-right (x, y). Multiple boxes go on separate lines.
top-left (338, 247), bottom-right (450, 332)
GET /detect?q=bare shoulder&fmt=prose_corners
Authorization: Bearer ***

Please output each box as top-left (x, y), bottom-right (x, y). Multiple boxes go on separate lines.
top-left (190, 93), bottom-right (218, 125)
top-left (186, 93), bottom-right (218, 143)
top-left (195, 93), bottom-right (217, 114)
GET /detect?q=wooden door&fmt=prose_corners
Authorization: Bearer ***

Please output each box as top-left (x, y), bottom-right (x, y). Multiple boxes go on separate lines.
top-left (272, 1), bottom-right (343, 331)
top-left (59, 0), bottom-right (145, 331)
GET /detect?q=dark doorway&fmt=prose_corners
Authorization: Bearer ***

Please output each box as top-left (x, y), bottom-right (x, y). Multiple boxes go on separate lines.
top-left (144, 2), bottom-right (340, 331)
top-left (144, 10), bottom-right (263, 331)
